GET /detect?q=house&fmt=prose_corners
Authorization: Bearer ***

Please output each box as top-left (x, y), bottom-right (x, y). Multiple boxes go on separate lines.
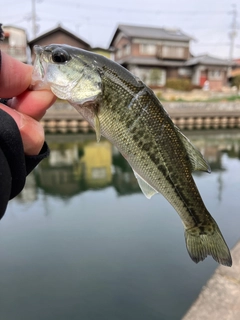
top-left (27, 23), bottom-right (231, 90)
top-left (109, 24), bottom-right (231, 90)
top-left (28, 25), bottom-right (113, 61)
top-left (0, 25), bottom-right (28, 63)
top-left (185, 55), bottom-right (231, 91)
top-left (91, 47), bottom-right (114, 60)
top-left (230, 59), bottom-right (240, 78)
top-left (28, 25), bottom-right (91, 61)
top-left (109, 24), bottom-right (193, 87)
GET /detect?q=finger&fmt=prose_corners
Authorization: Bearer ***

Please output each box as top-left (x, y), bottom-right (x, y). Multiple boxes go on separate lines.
top-left (0, 104), bottom-right (45, 155)
top-left (0, 52), bottom-right (33, 97)
top-left (8, 90), bottom-right (56, 121)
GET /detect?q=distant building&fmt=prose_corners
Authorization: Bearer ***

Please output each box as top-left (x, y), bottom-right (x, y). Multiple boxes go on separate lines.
top-left (0, 25), bottom-right (28, 63)
top-left (27, 23), bottom-right (232, 91)
top-left (109, 24), bottom-right (193, 87)
top-left (90, 47), bottom-right (114, 60)
top-left (28, 25), bottom-right (90, 61)
top-left (28, 25), bottom-right (112, 61)
top-left (230, 59), bottom-right (240, 78)
top-left (29, 24), bottom-right (91, 49)
top-left (109, 24), bottom-right (231, 90)
top-left (185, 55), bottom-right (231, 91)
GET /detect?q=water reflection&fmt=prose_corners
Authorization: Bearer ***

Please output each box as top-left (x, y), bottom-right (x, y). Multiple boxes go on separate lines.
top-left (35, 139), bottom-right (112, 197)
top-left (3, 129), bottom-right (240, 320)
top-left (16, 129), bottom-right (240, 202)
top-left (28, 133), bottom-right (142, 199)
top-left (188, 130), bottom-right (240, 171)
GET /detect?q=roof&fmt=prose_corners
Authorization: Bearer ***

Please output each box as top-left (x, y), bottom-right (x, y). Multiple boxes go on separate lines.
top-left (28, 25), bottom-right (91, 48)
top-left (117, 56), bottom-right (185, 67)
top-left (185, 54), bottom-right (232, 67)
top-left (2, 25), bottom-right (27, 32)
top-left (109, 24), bottom-right (193, 47)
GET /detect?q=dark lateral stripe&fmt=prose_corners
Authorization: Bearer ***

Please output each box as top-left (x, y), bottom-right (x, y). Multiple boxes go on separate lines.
top-left (155, 159), bottom-right (202, 226)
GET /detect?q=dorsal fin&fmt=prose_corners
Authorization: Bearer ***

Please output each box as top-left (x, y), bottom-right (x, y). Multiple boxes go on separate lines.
top-left (175, 126), bottom-right (211, 173)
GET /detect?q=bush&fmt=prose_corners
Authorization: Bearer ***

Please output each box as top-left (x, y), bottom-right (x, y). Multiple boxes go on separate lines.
top-left (165, 78), bottom-right (192, 91)
top-left (232, 75), bottom-right (240, 89)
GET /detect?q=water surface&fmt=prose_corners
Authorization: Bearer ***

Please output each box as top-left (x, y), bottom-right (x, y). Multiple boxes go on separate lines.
top-left (0, 130), bottom-right (240, 320)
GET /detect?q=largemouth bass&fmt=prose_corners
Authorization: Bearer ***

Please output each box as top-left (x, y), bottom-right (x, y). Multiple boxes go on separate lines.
top-left (31, 44), bottom-right (232, 267)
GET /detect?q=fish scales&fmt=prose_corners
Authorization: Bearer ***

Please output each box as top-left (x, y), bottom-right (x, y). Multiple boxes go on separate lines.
top-left (99, 69), bottom-right (209, 228)
top-left (31, 44), bottom-right (232, 267)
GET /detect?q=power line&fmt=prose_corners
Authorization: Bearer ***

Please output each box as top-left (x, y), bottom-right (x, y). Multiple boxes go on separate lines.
top-left (37, 0), bottom-right (229, 16)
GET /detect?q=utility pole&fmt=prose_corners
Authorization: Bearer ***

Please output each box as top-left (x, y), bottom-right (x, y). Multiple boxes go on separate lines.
top-left (32, 0), bottom-right (37, 38)
top-left (229, 4), bottom-right (237, 62)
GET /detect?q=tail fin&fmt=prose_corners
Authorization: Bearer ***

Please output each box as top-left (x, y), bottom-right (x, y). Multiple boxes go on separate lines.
top-left (185, 220), bottom-right (232, 267)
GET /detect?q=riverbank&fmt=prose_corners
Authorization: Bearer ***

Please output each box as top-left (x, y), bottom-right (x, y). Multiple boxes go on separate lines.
top-left (154, 88), bottom-right (240, 102)
top-left (182, 241), bottom-right (240, 320)
top-left (41, 99), bottom-right (240, 132)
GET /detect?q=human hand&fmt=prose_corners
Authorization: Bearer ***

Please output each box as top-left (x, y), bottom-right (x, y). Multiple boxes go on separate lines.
top-left (0, 52), bottom-right (56, 155)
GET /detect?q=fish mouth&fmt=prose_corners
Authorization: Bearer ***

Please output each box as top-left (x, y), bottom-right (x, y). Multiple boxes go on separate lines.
top-left (30, 45), bottom-right (49, 90)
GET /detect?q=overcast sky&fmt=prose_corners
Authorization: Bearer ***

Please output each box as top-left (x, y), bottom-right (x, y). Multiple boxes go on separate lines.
top-left (1, 0), bottom-right (240, 59)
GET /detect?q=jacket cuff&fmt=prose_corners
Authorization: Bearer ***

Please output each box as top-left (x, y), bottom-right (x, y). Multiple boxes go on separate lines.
top-left (25, 141), bottom-right (50, 175)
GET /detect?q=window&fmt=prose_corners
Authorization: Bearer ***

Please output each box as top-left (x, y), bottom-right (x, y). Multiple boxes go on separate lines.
top-left (139, 44), bottom-right (156, 55)
top-left (162, 46), bottom-right (185, 59)
top-left (148, 68), bottom-right (166, 86)
top-left (116, 48), bottom-right (122, 59)
top-left (208, 70), bottom-right (222, 80)
top-left (178, 68), bottom-right (192, 77)
top-left (123, 44), bottom-right (131, 56)
top-left (131, 67), bottom-right (166, 86)
top-left (116, 45), bottom-right (130, 59)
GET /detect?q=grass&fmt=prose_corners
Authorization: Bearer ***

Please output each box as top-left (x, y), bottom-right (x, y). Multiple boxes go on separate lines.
top-left (156, 94), bottom-right (240, 103)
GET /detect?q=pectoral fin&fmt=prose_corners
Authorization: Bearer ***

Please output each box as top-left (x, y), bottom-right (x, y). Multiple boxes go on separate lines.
top-left (133, 170), bottom-right (158, 199)
top-left (175, 125), bottom-right (211, 173)
top-left (94, 114), bottom-right (101, 142)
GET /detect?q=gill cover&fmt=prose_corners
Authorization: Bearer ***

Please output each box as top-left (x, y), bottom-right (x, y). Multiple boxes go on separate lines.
top-left (33, 45), bottom-right (102, 105)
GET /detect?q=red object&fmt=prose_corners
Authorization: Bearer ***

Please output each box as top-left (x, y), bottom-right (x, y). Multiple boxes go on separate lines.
top-left (200, 76), bottom-right (207, 87)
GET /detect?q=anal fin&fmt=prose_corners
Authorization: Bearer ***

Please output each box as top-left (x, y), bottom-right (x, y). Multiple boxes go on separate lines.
top-left (133, 170), bottom-right (158, 199)
top-left (94, 114), bottom-right (101, 142)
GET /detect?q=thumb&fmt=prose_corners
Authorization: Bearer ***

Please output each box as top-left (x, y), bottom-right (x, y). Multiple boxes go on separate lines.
top-left (0, 104), bottom-right (45, 155)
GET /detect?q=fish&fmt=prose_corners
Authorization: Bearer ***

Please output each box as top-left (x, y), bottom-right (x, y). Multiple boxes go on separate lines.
top-left (31, 44), bottom-right (232, 267)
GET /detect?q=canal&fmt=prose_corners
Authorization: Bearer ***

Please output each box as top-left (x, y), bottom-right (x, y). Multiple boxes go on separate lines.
top-left (0, 129), bottom-right (240, 320)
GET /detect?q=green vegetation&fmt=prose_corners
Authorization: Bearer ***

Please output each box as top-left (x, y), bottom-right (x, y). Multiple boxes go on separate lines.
top-left (191, 95), bottom-right (238, 102)
top-left (149, 69), bottom-right (163, 86)
top-left (232, 75), bottom-right (240, 90)
top-left (165, 78), bottom-right (192, 91)
top-left (155, 92), bottom-right (240, 103)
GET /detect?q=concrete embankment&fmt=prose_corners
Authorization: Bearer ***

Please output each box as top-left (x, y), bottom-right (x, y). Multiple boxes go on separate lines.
top-left (41, 100), bottom-right (240, 132)
top-left (182, 241), bottom-right (240, 320)
top-left (164, 101), bottom-right (240, 129)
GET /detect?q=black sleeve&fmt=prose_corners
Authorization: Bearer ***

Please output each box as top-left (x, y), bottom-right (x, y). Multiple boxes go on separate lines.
top-left (0, 109), bottom-right (50, 219)
top-left (25, 142), bottom-right (50, 176)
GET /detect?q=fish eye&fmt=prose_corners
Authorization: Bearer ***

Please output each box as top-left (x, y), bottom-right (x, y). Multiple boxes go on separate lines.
top-left (51, 48), bottom-right (70, 63)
